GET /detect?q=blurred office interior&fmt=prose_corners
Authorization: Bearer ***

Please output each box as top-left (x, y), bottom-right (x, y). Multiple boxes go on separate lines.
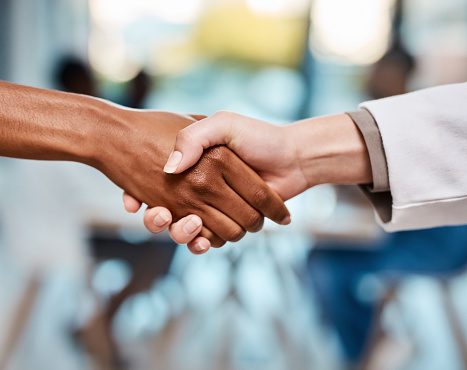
top-left (1, 0), bottom-right (467, 369)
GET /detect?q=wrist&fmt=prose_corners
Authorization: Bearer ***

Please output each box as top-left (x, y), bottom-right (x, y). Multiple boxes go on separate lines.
top-left (287, 114), bottom-right (372, 187)
top-left (40, 93), bottom-right (122, 167)
top-left (77, 98), bottom-right (133, 170)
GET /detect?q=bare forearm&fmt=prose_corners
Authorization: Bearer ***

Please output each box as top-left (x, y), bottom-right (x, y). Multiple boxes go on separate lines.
top-left (287, 113), bottom-right (372, 187)
top-left (0, 81), bottom-right (116, 165)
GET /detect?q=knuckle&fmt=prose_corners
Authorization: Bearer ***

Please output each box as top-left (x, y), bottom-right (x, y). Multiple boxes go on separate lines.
top-left (204, 146), bottom-right (228, 163)
top-left (252, 187), bottom-right (270, 208)
top-left (225, 227), bottom-right (246, 242)
top-left (212, 110), bottom-right (230, 120)
top-left (211, 239), bottom-right (227, 248)
top-left (187, 172), bottom-right (211, 193)
top-left (245, 212), bottom-right (264, 232)
top-left (199, 228), bottom-right (226, 248)
top-left (175, 128), bottom-right (193, 144)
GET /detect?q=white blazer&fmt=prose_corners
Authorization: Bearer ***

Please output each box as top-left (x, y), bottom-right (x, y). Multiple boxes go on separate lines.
top-left (361, 82), bottom-right (467, 231)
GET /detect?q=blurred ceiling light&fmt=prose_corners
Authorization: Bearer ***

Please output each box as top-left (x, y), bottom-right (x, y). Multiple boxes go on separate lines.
top-left (90, 0), bottom-right (203, 26)
top-left (311, 0), bottom-right (394, 65)
top-left (89, 33), bottom-right (141, 82)
top-left (89, 0), bottom-right (204, 81)
top-left (149, 0), bottom-right (203, 24)
top-left (246, 0), bottom-right (310, 16)
top-left (90, 0), bottom-right (135, 26)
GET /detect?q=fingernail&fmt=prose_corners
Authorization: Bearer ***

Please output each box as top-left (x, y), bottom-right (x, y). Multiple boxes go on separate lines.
top-left (183, 216), bottom-right (202, 234)
top-left (154, 210), bottom-right (171, 227)
top-left (193, 240), bottom-right (210, 253)
top-left (281, 215), bottom-right (291, 225)
top-left (164, 151), bottom-right (183, 173)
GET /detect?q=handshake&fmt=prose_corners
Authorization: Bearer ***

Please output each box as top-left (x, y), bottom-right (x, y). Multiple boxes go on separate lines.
top-left (116, 111), bottom-right (297, 254)
top-left (102, 107), bottom-right (372, 255)
top-left (0, 81), bottom-right (372, 255)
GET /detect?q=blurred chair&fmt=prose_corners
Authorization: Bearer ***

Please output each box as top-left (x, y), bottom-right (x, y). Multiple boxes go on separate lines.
top-left (0, 272), bottom-right (41, 370)
top-left (74, 233), bottom-right (177, 370)
top-left (358, 271), bottom-right (467, 370)
top-left (0, 159), bottom-right (89, 370)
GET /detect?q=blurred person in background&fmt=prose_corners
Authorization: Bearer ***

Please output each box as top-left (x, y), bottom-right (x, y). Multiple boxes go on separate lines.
top-left (122, 70), bottom-right (153, 109)
top-left (366, 42), bottom-right (415, 100)
top-left (54, 55), bottom-right (97, 97)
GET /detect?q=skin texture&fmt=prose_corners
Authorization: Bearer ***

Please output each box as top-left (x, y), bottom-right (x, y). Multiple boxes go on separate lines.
top-left (129, 111), bottom-right (372, 253)
top-left (0, 82), bottom-right (290, 249)
top-left (0, 81), bottom-right (99, 162)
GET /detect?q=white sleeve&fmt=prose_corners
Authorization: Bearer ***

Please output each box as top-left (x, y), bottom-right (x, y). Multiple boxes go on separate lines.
top-left (360, 82), bottom-right (467, 231)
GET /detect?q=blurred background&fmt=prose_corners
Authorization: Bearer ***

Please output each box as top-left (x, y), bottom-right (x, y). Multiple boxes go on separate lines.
top-left (1, 0), bottom-right (467, 369)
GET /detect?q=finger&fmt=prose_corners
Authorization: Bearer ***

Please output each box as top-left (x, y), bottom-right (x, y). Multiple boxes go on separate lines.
top-left (224, 154), bottom-right (291, 225)
top-left (123, 192), bottom-right (142, 213)
top-left (187, 236), bottom-right (211, 255)
top-left (168, 215), bottom-right (203, 244)
top-left (197, 227), bottom-right (226, 248)
top-left (168, 214), bottom-right (224, 248)
top-left (143, 207), bottom-right (172, 233)
top-left (163, 114), bottom-right (233, 174)
top-left (211, 186), bottom-right (264, 233)
top-left (202, 207), bottom-right (246, 245)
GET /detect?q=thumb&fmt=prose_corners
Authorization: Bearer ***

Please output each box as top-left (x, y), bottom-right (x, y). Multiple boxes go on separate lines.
top-left (163, 115), bottom-right (232, 174)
